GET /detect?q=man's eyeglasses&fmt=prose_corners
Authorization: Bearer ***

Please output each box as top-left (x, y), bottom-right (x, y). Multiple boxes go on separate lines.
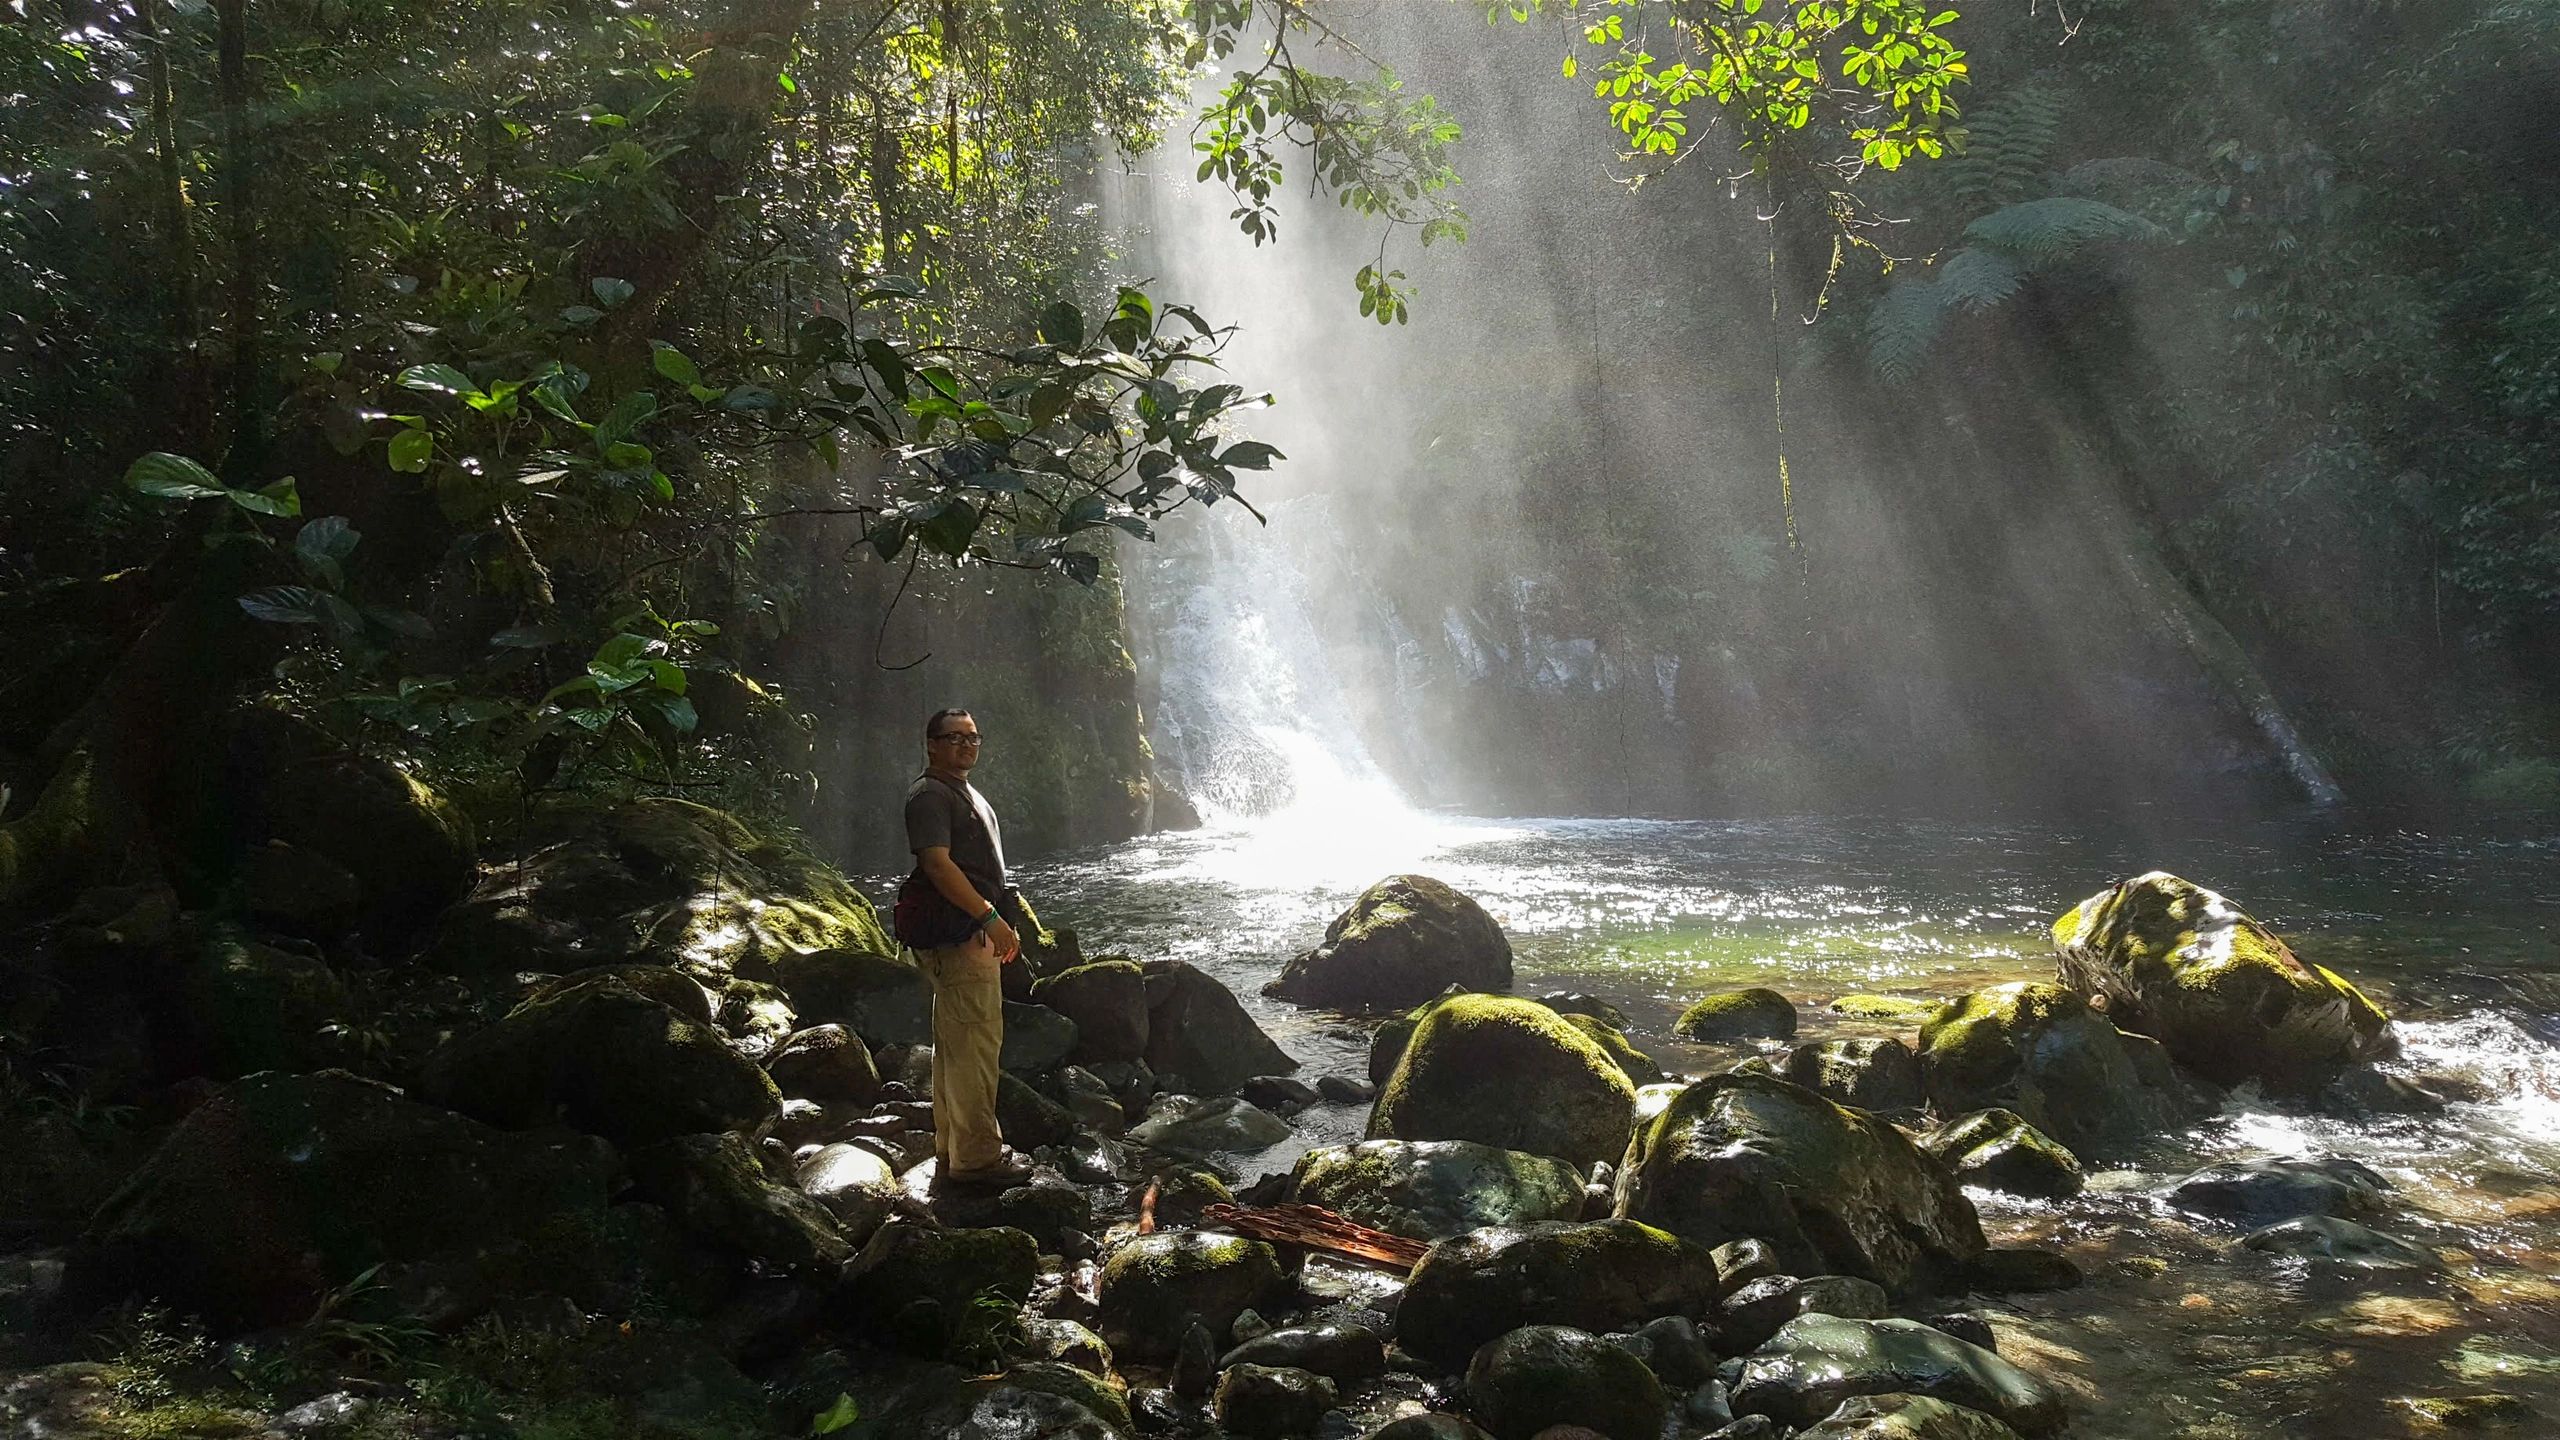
top-left (931, 733), bottom-right (983, 746)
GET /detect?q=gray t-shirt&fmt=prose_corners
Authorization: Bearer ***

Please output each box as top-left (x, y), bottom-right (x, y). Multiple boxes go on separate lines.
top-left (904, 774), bottom-right (1007, 896)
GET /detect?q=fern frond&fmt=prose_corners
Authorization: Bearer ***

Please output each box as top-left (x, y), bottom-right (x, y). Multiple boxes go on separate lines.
top-left (1942, 83), bottom-right (2065, 211)
top-left (1963, 197), bottom-right (2167, 265)
top-left (1937, 248), bottom-right (2025, 313)
top-left (1868, 278), bottom-right (1946, 386)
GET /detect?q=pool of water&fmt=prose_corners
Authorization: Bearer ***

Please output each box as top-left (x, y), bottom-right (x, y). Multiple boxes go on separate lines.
top-left (1018, 809), bottom-right (2560, 1438)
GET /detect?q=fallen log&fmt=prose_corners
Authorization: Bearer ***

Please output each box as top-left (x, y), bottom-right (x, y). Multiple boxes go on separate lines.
top-left (1201, 1201), bottom-right (1430, 1272)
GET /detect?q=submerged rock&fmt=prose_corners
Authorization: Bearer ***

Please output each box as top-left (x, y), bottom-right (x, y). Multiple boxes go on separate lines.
top-left (2240, 1216), bottom-right (2443, 1272)
top-left (1369, 994), bottom-right (1635, 1170)
top-left (1140, 959), bottom-right (1299, 1094)
top-left (2167, 1157), bottom-right (2390, 1223)
top-left (1614, 1072), bottom-right (1985, 1296)
top-left (1466, 1324), bottom-right (1667, 1440)
top-left (1920, 1110), bottom-right (2085, 1201)
top-left (1917, 981), bottom-right (2202, 1159)
top-left (421, 976), bottom-right (781, 1148)
top-left (1268, 874), bottom-right (1514, 1013)
top-left (1675, 988), bottom-right (1798, 1042)
top-left (1289, 1139), bottom-right (1587, 1241)
top-left (1097, 1230), bottom-right (1291, 1362)
top-left (78, 1071), bottom-right (614, 1330)
top-left (1798, 1393), bottom-right (2031, 1439)
top-left (1394, 1218), bottom-right (1721, 1368)
top-left (2052, 871), bottom-right (2394, 1090)
top-left (1731, 1316), bottom-right (2065, 1434)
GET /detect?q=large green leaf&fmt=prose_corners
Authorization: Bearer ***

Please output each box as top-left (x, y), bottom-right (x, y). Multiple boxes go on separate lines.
top-left (398, 363), bottom-right (481, 399)
top-left (125, 452), bottom-right (226, 501)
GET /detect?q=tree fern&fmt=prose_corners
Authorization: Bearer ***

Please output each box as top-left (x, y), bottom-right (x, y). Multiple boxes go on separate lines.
top-left (1963, 197), bottom-right (2167, 263)
top-left (1941, 84), bottom-right (2065, 211)
top-left (1868, 249), bottom-right (2025, 384)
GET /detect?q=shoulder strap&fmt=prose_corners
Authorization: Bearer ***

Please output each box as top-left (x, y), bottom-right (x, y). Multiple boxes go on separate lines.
top-left (916, 773), bottom-right (991, 841)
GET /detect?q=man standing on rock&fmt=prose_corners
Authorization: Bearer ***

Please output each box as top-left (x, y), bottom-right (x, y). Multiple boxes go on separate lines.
top-left (905, 707), bottom-right (1032, 1187)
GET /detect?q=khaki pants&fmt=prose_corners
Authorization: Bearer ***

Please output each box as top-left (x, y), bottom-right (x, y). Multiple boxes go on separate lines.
top-left (919, 931), bottom-right (1005, 1173)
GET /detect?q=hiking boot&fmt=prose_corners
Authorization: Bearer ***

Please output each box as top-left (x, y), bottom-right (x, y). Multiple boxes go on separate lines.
top-left (936, 1149), bottom-right (1033, 1189)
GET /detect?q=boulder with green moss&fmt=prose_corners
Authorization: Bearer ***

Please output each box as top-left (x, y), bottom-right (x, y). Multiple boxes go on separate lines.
top-left (421, 977), bottom-right (781, 1148)
top-left (1917, 981), bottom-right (2203, 1158)
top-left (628, 1131), bottom-right (852, 1272)
top-left (2052, 871), bottom-right (2394, 1090)
top-left (1920, 1110), bottom-right (2085, 1201)
top-left (1096, 1229), bottom-right (1291, 1362)
top-left (1614, 1072), bottom-right (1985, 1296)
top-left (223, 708), bottom-right (477, 935)
top-left (1394, 1218), bottom-right (1722, 1368)
top-left (171, 924), bottom-right (349, 1077)
top-left (1797, 1392), bottom-right (2034, 1439)
top-left (1466, 1324), bottom-right (1668, 1440)
top-left (766, 1023), bottom-right (880, 1106)
top-left (1138, 960), bottom-right (1297, 1094)
top-left (1369, 994), bottom-right (1635, 1169)
top-left (837, 1221), bottom-right (1041, 1355)
top-left (1289, 1140), bottom-right (1588, 1241)
top-left (796, 1143), bottom-right (906, 1247)
top-left (1559, 1013), bottom-right (1666, 1084)
top-left (775, 947), bottom-right (933, 1046)
top-left (1731, 1316), bottom-right (2065, 1434)
top-left (1268, 874), bottom-right (1514, 1013)
top-left (1032, 960), bottom-right (1150, 1063)
top-left (78, 1070), bottom-right (615, 1330)
top-left (423, 797), bottom-right (889, 980)
top-left (526, 963), bottom-right (716, 1025)
top-left (1675, 988), bottom-right (1799, 1042)
top-left (1758, 1037), bottom-right (1926, 1114)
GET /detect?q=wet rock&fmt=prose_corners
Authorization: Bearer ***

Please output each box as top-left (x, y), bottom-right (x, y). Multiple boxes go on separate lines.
top-left (629, 1131), bottom-right (852, 1271)
top-left (1922, 1314), bottom-right (1997, 1352)
top-left (1217, 1363), bottom-right (1341, 1439)
top-left (1709, 1420), bottom-right (1784, 1440)
top-left (836, 1221), bottom-right (1039, 1355)
top-left (1242, 1074), bottom-right (1325, 1112)
top-left (1962, 1248), bottom-right (2081, 1294)
top-left (924, 1172), bottom-right (1094, 1254)
top-left (1370, 994), bottom-right (1636, 1170)
top-left (1058, 1065), bottom-right (1128, 1133)
top-left (1223, 1323), bottom-right (1389, 1382)
top-left (1465, 1324), bottom-right (1667, 1440)
top-left (1034, 960), bottom-right (1151, 1063)
top-left (1290, 1139), bottom-right (1588, 1242)
top-left (1829, 995), bottom-right (1941, 1024)
top-left (2321, 1064), bottom-right (2446, 1116)
top-left (1540, 993), bottom-right (1632, 1030)
top-left (1720, 1274), bottom-right (1892, 1353)
top-left (2166, 1157), bottom-right (2389, 1223)
top-left (422, 976), bottom-right (782, 1148)
top-left (1318, 1074), bottom-right (1378, 1105)
top-left (1098, 1230), bottom-right (1292, 1362)
top-left (1731, 1316), bottom-right (2065, 1434)
top-left (1920, 1110), bottom-right (2085, 1201)
top-left (1269, 874), bottom-right (1514, 1013)
top-left (1172, 1321), bottom-right (1219, 1397)
top-left (1711, 1239), bottom-right (1784, 1295)
top-left (767, 1023), bottom-right (882, 1107)
top-left (1614, 1072), bottom-right (1986, 1297)
top-left (1002, 1002), bottom-right (1082, 1075)
top-left (277, 1390), bottom-right (372, 1433)
top-left (1799, 1392), bottom-right (2032, 1439)
top-left (1675, 989), bottom-right (1798, 1042)
top-left (2241, 1216), bottom-right (2443, 1272)
top-left (1394, 1218), bottom-right (1721, 1369)
top-left (1142, 959), bottom-right (1300, 1094)
top-left (2402, 1393), bottom-right (2535, 1429)
top-left (716, 977), bottom-right (799, 1058)
top-left (2052, 871), bottom-right (2395, 1090)
top-left (1765, 1038), bottom-right (1926, 1113)
top-left (1142, 1167), bottom-right (1235, 1224)
top-left (1558, 1013), bottom-right (1667, 1085)
top-left (1368, 1417), bottom-right (1495, 1440)
top-left (1917, 982), bottom-right (2203, 1159)
top-left (1128, 1094), bottom-right (1293, 1155)
top-left (997, 1071), bottom-right (1081, 1149)
top-left (1232, 1306), bottom-right (1274, 1343)
top-left (865, 1368), bottom-right (1130, 1439)
top-left (76, 1070), bottom-right (614, 1330)
top-left (1622, 1315), bottom-right (1716, 1388)
top-left (1130, 1385), bottom-right (1187, 1434)
top-left (795, 1142), bottom-right (907, 1247)
top-left (1021, 1317), bottom-right (1115, 1374)
top-left (1002, 1361), bottom-right (1134, 1432)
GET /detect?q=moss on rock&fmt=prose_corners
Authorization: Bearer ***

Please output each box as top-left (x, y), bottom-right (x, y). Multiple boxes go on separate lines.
top-left (1368, 994), bottom-right (1635, 1169)
top-left (837, 1221), bottom-right (1041, 1356)
top-left (1918, 981), bottom-right (2201, 1158)
top-left (1030, 960), bottom-right (1149, 1064)
top-left (1095, 1229), bottom-right (1289, 1362)
top-left (1560, 1013), bottom-right (1666, 1084)
top-left (1675, 988), bottom-right (1799, 1042)
top-left (1267, 874), bottom-right (1514, 1014)
top-left (1465, 1324), bottom-right (1667, 1440)
top-left (1921, 1109), bottom-right (2085, 1201)
top-left (2053, 871), bottom-right (2393, 1090)
top-left (1289, 1139), bottom-right (1588, 1241)
top-left (1393, 1219), bottom-right (1721, 1369)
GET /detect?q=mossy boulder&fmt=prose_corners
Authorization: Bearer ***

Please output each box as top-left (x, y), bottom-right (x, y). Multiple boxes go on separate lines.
top-left (1267, 874), bottom-right (1514, 1013)
top-left (1731, 1316), bottom-right (2065, 1434)
top-left (423, 798), bottom-right (888, 980)
top-left (1614, 1072), bottom-right (1985, 1297)
top-left (1032, 960), bottom-right (1150, 1064)
top-left (1139, 960), bottom-right (1297, 1094)
top-left (1920, 1110), bottom-right (2085, 1201)
top-left (1220, 1323), bottom-right (1387, 1382)
top-left (1214, 1363), bottom-right (1339, 1440)
top-left (1757, 1038), bottom-right (1926, 1113)
top-left (1369, 994), bottom-right (1635, 1170)
top-left (1001, 1001), bottom-right (1081, 1075)
top-left (1799, 1393), bottom-right (2033, 1439)
top-left (2052, 871), bottom-right (2394, 1090)
top-left (1096, 1230), bottom-right (1290, 1362)
top-left (1917, 981), bottom-right (2202, 1159)
top-left (775, 947), bottom-right (933, 1047)
top-left (78, 1070), bottom-right (614, 1330)
top-left (1465, 1324), bottom-right (1668, 1440)
top-left (715, 977), bottom-right (799, 1058)
top-left (1675, 988), bottom-right (1798, 1042)
top-left (796, 1142), bottom-right (905, 1247)
top-left (628, 1131), bottom-right (852, 1272)
top-left (421, 977), bottom-right (781, 1148)
top-left (1288, 1139), bottom-right (1587, 1241)
top-left (1560, 1013), bottom-right (1666, 1084)
top-left (224, 708), bottom-right (477, 935)
top-left (527, 963), bottom-right (715, 1025)
top-left (765, 1023), bottom-right (881, 1106)
top-left (170, 924), bottom-right (349, 1078)
top-left (837, 1221), bottom-right (1041, 1355)
top-left (1394, 1219), bottom-right (1722, 1369)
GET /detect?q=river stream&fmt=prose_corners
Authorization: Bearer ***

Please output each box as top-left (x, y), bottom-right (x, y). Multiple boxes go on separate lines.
top-left (1019, 808), bottom-right (2560, 1439)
